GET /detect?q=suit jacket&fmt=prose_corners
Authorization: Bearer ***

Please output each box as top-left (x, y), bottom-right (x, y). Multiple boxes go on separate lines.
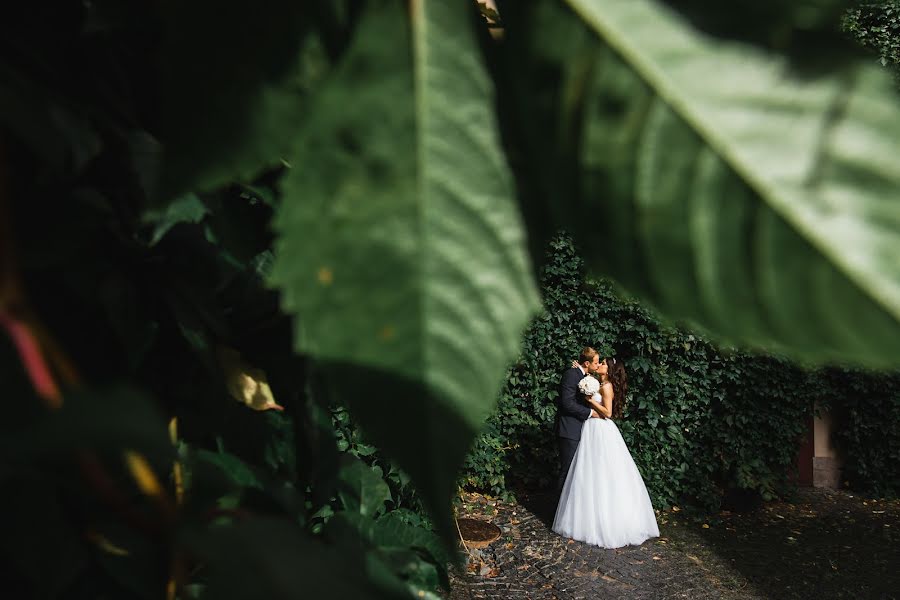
top-left (555, 366), bottom-right (592, 440)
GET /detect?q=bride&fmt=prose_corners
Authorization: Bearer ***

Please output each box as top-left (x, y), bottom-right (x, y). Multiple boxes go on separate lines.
top-left (552, 356), bottom-right (659, 548)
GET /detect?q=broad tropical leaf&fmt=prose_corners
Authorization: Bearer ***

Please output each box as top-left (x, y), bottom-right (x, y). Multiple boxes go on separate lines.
top-left (270, 0), bottom-right (540, 536)
top-left (522, 0), bottom-right (900, 366)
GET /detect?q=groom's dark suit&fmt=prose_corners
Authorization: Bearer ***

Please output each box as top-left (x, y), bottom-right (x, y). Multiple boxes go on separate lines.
top-left (555, 366), bottom-right (592, 494)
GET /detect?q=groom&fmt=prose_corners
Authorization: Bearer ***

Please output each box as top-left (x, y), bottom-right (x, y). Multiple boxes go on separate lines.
top-left (555, 346), bottom-right (601, 495)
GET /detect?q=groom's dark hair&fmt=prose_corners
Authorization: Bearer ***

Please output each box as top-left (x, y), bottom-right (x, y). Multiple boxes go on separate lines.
top-left (578, 347), bottom-right (598, 364)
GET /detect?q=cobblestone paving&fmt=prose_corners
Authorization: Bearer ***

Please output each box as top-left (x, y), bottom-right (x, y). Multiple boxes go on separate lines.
top-left (447, 488), bottom-right (900, 600)
top-left (448, 492), bottom-right (759, 600)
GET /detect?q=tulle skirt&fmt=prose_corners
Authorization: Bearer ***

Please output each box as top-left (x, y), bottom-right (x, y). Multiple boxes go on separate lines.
top-left (552, 418), bottom-right (659, 548)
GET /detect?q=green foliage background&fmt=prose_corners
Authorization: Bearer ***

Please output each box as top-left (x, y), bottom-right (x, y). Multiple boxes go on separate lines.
top-left (1, 1), bottom-right (899, 599)
top-left (462, 235), bottom-right (900, 508)
top-left (844, 1), bottom-right (900, 73)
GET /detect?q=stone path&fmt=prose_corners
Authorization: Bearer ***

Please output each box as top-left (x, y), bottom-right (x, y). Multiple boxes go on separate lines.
top-left (446, 489), bottom-right (900, 600)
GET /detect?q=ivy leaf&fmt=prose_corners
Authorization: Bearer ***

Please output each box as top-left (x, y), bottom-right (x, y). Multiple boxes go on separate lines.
top-left (532, 0), bottom-right (900, 366)
top-left (270, 1), bottom-right (540, 537)
top-left (140, 193), bottom-right (208, 246)
top-left (328, 511), bottom-right (450, 587)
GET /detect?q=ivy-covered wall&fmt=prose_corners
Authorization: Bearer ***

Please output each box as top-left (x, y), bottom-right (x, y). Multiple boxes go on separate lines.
top-left (461, 235), bottom-right (899, 509)
top-left (843, 1), bottom-right (900, 73)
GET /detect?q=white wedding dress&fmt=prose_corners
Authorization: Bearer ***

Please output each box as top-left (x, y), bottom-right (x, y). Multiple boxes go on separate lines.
top-left (552, 414), bottom-right (659, 548)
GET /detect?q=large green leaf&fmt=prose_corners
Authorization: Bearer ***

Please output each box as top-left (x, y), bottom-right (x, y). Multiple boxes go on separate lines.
top-left (526, 0), bottom-right (900, 366)
top-left (269, 0), bottom-right (540, 536)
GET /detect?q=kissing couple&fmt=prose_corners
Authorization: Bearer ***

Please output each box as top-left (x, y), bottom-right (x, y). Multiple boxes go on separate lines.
top-left (552, 347), bottom-right (659, 548)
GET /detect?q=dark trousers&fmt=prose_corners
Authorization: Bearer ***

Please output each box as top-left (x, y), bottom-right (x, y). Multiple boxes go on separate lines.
top-left (557, 437), bottom-right (579, 495)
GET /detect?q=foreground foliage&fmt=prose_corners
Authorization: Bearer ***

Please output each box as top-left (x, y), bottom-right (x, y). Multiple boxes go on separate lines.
top-left (1, 1), bottom-right (899, 598)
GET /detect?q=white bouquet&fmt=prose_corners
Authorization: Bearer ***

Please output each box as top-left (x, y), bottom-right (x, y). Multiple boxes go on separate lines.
top-left (577, 376), bottom-right (600, 397)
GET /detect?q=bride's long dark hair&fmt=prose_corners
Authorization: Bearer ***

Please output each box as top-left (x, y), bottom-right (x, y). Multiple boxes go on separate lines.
top-left (603, 357), bottom-right (627, 419)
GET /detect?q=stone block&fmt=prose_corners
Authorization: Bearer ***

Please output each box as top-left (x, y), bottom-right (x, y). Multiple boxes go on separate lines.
top-left (813, 456), bottom-right (843, 489)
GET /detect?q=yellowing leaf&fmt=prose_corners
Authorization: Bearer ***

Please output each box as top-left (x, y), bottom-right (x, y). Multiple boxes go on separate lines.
top-left (86, 531), bottom-right (130, 556)
top-left (125, 451), bottom-right (164, 498)
top-left (218, 346), bottom-right (283, 411)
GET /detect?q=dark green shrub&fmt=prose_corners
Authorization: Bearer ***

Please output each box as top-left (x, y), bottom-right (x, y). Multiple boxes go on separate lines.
top-left (844, 1), bottom-right (900, 72)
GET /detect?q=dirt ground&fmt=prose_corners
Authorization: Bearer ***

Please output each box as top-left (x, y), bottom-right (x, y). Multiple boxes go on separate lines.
top-left (448, 487), bottom-right (900, 599)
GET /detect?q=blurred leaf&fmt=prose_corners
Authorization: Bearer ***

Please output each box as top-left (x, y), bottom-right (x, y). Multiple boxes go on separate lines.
top-left (337, 456), bottom-right (391, 518)
top-left (524, 0), bottom-right (900, 366)
top-left (141, 193), bottom-right (208, 246)
top-left (185, 517), bottom-right (381, 600)
top-left (195, 449), bottom-right (264, 490)
top-left (157, 0), bottom-right (313, 198)
top-left (659, 0), bottom-right (860, 66)
top-left (0, 62), bottom-right (102, 174)
top-left (218, 346), bottom-right (284, 411)
top-left (270, 0), bottom-right (540, 536)
top-left (91, 520), bottom-right (163, 600)
top-left (0, 475), bottom-right (88, 598)
top-left (4, 386), bottom-right (173, 467)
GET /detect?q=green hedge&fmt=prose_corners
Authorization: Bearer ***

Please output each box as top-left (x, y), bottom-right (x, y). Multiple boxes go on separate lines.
top-left (462, 234), bottom-right (898, 509)
top-left (844, 1), bottom-right (900, 73)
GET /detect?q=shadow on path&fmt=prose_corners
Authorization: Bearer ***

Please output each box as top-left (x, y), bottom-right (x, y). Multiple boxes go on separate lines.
top-left (450, 489), bottom-right (753, 599)
top-left (514, 489), bottom-right (558, 529)
top-left (664, 488), bottom-right (900, 599)
top-left (450, 487), bottom-right (900, 599)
